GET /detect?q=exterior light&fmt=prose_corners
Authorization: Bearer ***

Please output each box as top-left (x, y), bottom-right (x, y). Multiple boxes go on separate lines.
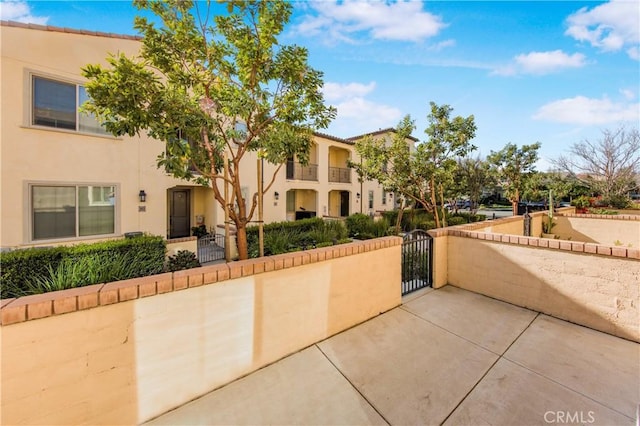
top-left (138, 190), bottom-right (147, 203)
top-left (274, 191), bottom-right (280, 201)
top-left (356, 192), bottom-right (361, 201)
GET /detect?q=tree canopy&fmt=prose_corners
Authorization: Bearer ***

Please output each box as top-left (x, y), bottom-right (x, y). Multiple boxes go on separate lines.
top-left (488, 142), bottom-right (541, 215)
top-left (350, 103), bottom-right (476, 229)
top-left (82, 0), bottom-right (335, 259)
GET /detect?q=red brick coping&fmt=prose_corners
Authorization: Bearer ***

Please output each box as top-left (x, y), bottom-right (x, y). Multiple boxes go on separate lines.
top-left (0, 237), bottom-right (401, 326)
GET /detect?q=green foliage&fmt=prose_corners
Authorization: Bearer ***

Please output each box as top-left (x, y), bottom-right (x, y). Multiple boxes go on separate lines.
top-left (345, 214), bottom-right (390, 239)
top-left (345, 214), bottom-right (372, 237)
top-left (191, 225), bottom-right (208, 238)
top-left (571, 195), bottom-right (592, 209)
top-left (447, 216), bottom-right (468, 226)
top-left (488, 142), bottom-right (541, 207)
top-left (0, 235), bottom-right (166, 298)
top-left (246, 218), bottom-right (348, 257)
top-left (82, 0), bottom-right (336, 260)
top-left (603, 195), bottom-right (632, 209)
top-left (351, 104), bottom-right (477, 229)
top-left (166, 250), bottom-right (201, 272)
top-left (589, 208), bottom-right (619, 215)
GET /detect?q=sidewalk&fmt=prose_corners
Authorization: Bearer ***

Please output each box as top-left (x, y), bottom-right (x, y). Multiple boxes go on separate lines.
top-left (146, 286), bottom-right (639, 425)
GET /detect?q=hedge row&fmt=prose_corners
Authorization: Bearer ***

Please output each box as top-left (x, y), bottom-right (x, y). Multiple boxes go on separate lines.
top-left (0, 235), bottom-right (166, 299)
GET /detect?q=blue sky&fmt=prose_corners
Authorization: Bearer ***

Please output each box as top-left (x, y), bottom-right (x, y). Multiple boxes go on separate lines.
top-left (2, 0), bottom-right (639, 170)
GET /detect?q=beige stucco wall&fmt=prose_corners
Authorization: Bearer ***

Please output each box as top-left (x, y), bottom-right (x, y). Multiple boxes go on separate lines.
top-left (445, 236), bottom-right (639, 342)
top-left (554, 216), bottom-right (640, 247)
top-left (0, 24), bottom-right (211, 249)
top-left (0, 241), bottom-right (401, 425)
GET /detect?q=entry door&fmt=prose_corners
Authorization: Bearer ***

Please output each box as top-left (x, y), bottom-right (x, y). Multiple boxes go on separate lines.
top-left (340, 191), bottom-right (350, 217)
top-left (170, 189), bottom-right (190, 238)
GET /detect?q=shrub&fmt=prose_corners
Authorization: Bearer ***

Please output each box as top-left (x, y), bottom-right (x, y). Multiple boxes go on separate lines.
top-left (191, 225), bottom-right (208, 238)
top-left (447, 216), bottom-right (467, 226)
top-left (345, 213), bottom-right (372, 237)
top-left (0, 235), bottom-right (166, 298)
top-left (166, 250), bottom-right (201, 272)
top-left (603, 195), bottom-right (632, 209)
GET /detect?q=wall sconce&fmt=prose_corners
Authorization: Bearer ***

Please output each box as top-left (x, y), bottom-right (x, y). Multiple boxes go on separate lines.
top-left (274, 191), bottom-right (280, 201)
top-left (138, 190), bottom-right (147, 203)
top-left (356, 192), bottom-right (361, 201)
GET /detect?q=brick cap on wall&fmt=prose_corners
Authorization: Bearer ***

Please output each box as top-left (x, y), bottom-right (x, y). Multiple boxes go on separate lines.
top-left (0, 236), bottom-right (401, 326)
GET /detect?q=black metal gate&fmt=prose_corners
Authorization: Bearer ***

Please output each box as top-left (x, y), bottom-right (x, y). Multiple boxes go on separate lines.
top-left (197, 233), bottom-right (226, 263)
top-left (402, 230), bottom-right (433, 295)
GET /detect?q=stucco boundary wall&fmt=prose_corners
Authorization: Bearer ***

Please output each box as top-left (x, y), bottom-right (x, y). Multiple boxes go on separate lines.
top-left (428, 214), bottom-right (639, 343)
top-left (0, 237), bottom-right (402, 425)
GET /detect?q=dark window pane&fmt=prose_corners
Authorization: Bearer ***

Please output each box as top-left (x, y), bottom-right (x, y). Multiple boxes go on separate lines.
top-left (33, 77), bottom-right (76, 130)
top-left (32, 186), bottom-right (76, 240)
top-left (78, 186), bottom-right (115, 236)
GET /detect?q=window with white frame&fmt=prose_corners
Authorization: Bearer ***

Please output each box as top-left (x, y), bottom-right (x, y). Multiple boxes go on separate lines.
top-left (382, 189), bottom-right (387, 205)
top-left (368, 190), bottom-right (374, 210)
top-left (32, 75), bottom-right (108, 135)
top-left (31, 184), bottom-right (116, 241)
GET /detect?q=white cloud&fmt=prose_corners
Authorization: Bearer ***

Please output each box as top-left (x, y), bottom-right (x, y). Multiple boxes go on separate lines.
top-left (0, 0), bottom-right (48, 24)
top-left (322, 81), bottom-right (402, 136)
top-left (565, 0), bottom-right (640, 60)
top-left (294, 1), bottom-right (447, 44)
top-left (429, 39), bottom-right (456, 52)
top-left (322, 81), bottom-right (376, 102)
top-left (492, 50), bottom-right (587, 76)
top-left (620, 88), bottom-right (636, 100)
top-left (533, 95), bottom-right (639, 125)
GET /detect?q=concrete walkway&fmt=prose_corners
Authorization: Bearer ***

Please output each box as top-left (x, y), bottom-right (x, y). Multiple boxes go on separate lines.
top-left (146, 286), bottom-right (639, 425)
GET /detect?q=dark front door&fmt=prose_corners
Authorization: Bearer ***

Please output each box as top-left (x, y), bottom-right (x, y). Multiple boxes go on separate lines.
top-left (170, 189), bottom-right (190, 238)
top-left (340, 191), bottom-right (349, 217)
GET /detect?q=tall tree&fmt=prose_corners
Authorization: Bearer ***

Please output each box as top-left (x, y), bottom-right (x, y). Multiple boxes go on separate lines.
top-left (455, 156), bottom-right (494, 214)
top-left (488, 142), bottom-right (541, 215)
top-left (349, 116), bottom-right (417, 233)
top-left (350, 102), bottom-right (476, 229)
top-left (422, 102), bottom-right (477, 227)
top-left (82, 0), bottom-right (335, 260)
top-left (554, 127), bottom-right (639, 208)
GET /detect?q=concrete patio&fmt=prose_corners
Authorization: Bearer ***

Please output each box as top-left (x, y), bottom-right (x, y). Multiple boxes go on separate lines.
top-left (146, 285), bottom-right (639, 426)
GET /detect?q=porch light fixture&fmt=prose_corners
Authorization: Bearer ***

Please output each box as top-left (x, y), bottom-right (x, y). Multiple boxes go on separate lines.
top-left (356, 192), bottom-right (360, 200)
top-left (138, 190), bottom-right (147, 203)
top-left (274, 191), bottom-right (280, 201)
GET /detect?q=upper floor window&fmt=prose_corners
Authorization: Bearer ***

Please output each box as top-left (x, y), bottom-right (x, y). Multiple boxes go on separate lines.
top-left (32, 76), bottom-right (108, 135)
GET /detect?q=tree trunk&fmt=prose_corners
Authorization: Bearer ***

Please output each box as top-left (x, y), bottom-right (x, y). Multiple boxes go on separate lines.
top-left (236, 224), bottom-right (248, 260)
top-left (395, 199), bottom-right (405, 234)
top-left (439, 184), bottom-right (447, 228)
top-left (431, 176), bottom-right (441, 228)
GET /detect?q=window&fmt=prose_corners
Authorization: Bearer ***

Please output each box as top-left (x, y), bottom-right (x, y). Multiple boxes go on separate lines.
top-left (368, 190), bottom-right (374, 210)
top-left (31, 184), bottom-right (116, 241)
top-left (382, 189), bottom-right (387, 205)
top-left (32, 75), bottom-right (107, 135)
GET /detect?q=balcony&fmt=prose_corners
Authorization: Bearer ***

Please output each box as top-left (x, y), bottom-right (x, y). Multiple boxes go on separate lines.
top-left (286, 161), bottom-right (318, 181)
top-left (328, 166), bottom-right (351, 183)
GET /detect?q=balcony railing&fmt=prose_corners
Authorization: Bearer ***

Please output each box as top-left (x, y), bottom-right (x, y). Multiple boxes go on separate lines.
top-left (286, 161), bottom-right (318, 181)
top-left (328, 166), bottom-right (351, 183)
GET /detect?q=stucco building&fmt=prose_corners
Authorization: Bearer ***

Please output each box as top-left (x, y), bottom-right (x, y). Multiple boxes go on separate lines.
top-left (0, 21), bottom-right (415, 251)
